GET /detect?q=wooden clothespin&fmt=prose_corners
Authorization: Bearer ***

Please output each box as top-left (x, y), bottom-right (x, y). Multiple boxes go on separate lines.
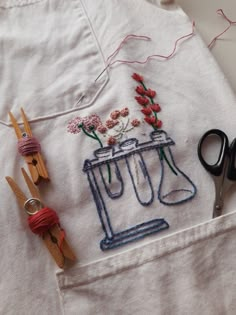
top-left (6, 168), bottom-right (76, 268)
top-left (9, 108), bottom-right (49, 185)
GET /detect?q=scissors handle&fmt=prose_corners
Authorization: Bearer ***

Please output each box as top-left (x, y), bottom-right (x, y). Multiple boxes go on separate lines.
top-left (198, 129), bottom-right (229, 176)
top-left (227, 138), bottom-right (236, 180)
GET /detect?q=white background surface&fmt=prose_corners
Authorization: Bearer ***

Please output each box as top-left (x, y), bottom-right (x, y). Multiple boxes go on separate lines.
top-left (176, 0), bottom-right (236, 94)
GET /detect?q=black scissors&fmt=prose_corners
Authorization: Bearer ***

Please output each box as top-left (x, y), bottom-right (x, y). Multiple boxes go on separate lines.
top-left (198, 129), bottom-right (236, 218)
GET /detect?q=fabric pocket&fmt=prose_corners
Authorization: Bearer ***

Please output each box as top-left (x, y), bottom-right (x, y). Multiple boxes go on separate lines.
top-left (0, 0), bottom-right (108, 124)
top-left (57, 211), bottom-right (236, 315)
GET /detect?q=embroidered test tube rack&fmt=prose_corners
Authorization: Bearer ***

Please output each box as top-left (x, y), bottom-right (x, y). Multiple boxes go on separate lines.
top-left (83, 130), bottom-right (196, 250)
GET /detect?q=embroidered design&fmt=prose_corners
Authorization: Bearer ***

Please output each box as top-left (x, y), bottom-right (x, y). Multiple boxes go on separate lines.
top-left (83, 131), bottom-right (171, 250)
top-left (67, 114), bottom-right (112, 183)
top-left (68, 72), bottom-right (197, 251)
top-left (132, 73), bottom-right (197, 205)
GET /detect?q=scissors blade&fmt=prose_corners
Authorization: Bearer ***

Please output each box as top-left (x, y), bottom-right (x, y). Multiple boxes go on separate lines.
top-left (212, 174), bottom-right (224, 217)
top-left (5, 176), bottom-right (27, 209)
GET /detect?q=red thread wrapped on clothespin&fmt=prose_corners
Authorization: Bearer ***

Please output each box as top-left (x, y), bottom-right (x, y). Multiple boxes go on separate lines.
top-left (9, 108), bottom-right (49, 185)
top-left (6, 168), bottom-right (76, 269)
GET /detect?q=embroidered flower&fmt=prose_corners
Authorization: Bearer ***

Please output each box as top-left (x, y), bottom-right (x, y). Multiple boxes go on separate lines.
top-left (145, 89), bottom-right (156, 98)
top-left (155, 120), bottom-right (162, 128)
top-left (135, 96), bottom-right (149, 106)
top-left (150, 104), bottom-right (161, 112)
top-left (141, 107), bottom-right (152, 116)
top-left (132, 73), bottom-right (143, 82)
top-left (131, 119), bottom-right (141, 127)
top-left (106, 119), bottom-right (119, 129)
top-left (97, 125), bottom-right (107, 134)
top-left (144, 116), bottom-right (157, 125)
top-left (120, 107), bottom-right (129, 117)
top-left (110, 110), bottom-right (120, 120)
top-left (67, 114), bottom-right (102, 134)
top-left (133, 74), bottom-right (162, 130)
top-left (107, 136), bottom-right (117, 146)
top-left (135, 85), bottom-right (146, 95)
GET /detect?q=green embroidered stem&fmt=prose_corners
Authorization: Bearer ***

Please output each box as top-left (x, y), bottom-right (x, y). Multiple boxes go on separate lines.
top-left (141, 81), bottom-right (158, 120)
top-left (91, 130), bottom-right (104, 148)
top-left (92, 130), bottom-right (112, 184)
top-left (80, 124), bottom-right (112, 183)
top-left (80, 124), bottom-right (97, 140)
top-left (140, 82), bottom-right (176, 176)
top-left (160, 147), bottom-right (178, 176)
top-left (141, 81), bottom-right (147, 91)
top-left (152, 125), bottom-right (177, 176)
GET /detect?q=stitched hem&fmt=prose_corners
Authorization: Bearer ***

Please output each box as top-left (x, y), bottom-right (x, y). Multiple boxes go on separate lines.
top-left (0, 0), bottom-right (109, 126)
top-left (57, 210), bottom-right (236, 288)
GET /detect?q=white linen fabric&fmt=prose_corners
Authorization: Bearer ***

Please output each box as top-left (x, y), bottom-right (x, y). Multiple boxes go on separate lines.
top-left (57, 212), bottom-right (236, 315)
top-left (0, 0), bottom-right (236, 314)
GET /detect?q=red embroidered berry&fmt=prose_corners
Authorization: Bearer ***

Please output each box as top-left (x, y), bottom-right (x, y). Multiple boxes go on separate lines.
top-left (107, 136), bottom-right (117, 145)
top-left (131, 118), bottom-right (141, 127)
top-left (150, 104), bottom-right (161, 112)
top-left (120, 107), bottom-right (129, 117)
top-left (97, 125), bottom-right (107, 134)
top-left (135, 85), bottom-right (145, 95)
top-left (155, 120), bottom-right (162, 128)
top-left (106, 119), bottom-right (119, 129)
top-left (110, 110), bottom-right (120, 120)
top-left (145, 89), bottom-right (156, 98)
top-left (132, 73), bottom-right (143, 82)
top-left (135, 96), bottom-right (149, 106)
top-left (144, 116), bottom-right (156, 125)
top-left (141, 107), bottom-right (152, 116)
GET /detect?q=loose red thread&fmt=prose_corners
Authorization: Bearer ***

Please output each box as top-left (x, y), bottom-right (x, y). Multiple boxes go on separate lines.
top-left (18, 136), bottom-right (41, 156)
top-left (95, 22), bottom-right (195, 81)
top-left (28, 207), bottom-right (65, 251)
top-left (106, 34), bottom-right (152, 66)
top-left (208, 9), bottom-right (236, 49)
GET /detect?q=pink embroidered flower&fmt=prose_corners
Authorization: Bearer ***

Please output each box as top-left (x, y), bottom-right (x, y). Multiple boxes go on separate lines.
top-left (145, 89), bottom-right (156, 98)
top-left (120, 107), bottom-right (129, 117)
top-left (132, 73), bottom-right (143, 82)
top-left (150, 104), bottom-right (161, 112)
top-left (107, 136), bottom-right (117, 146)
top-left (110, 110), bottom-right (120, 120)
top-left (135, 85), bottom-right (145, 95)
top-left (131, 119), bottom-right (140, 127)
top-left (135, 96), bottom-right (149, 106)
top-left (67, 114), bottom-right (102, 134)
top-left (97, 125), bottom-right (107, 134)
top-left (144, 116), bottom-right (156, 125)
top-left (141, 107), bottom-right (152, 116)
top-left (106, 119), bottom-right (119, 129)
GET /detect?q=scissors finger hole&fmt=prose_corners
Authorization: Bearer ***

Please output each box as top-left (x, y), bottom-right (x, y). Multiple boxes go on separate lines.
top-left (200, 134), bottom-right (222, 166)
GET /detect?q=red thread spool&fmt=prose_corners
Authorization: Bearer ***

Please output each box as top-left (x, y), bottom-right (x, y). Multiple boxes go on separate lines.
top-left (18, 137), bottom-right (41, 156)
top-left (28, 207), bottom-right (60, 236)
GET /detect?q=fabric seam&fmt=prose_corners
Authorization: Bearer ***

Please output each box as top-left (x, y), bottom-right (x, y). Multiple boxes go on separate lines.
top-left (57, 211), bottom-right (236, 288)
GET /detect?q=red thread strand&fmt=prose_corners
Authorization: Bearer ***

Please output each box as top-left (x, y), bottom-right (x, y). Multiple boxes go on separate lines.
top-left (95, 22), bottom-right (195, 81)
top-left (28, 207), bottom-right (59, 236)
top-left (106, 34), bottom-right (151, 65)
top-left (108, 21), bottom-right (195, 67)
top-left (18, 136), bottom-right (41, 156)
top-left (208, 9), bottom-right (236, 49)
